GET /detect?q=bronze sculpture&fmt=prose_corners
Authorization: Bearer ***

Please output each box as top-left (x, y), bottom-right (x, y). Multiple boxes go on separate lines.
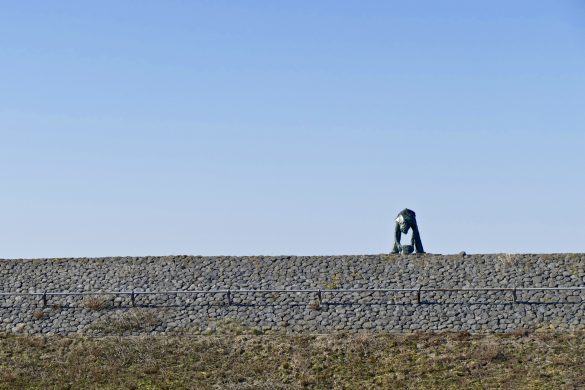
top-left (391, 208), bottom-right (425, 254)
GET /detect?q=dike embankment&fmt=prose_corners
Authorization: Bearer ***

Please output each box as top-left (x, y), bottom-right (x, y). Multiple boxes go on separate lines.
top-left (0, 253), bottom-right (584, 335)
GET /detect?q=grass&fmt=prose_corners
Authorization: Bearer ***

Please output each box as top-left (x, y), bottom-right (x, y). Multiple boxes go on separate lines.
top-left (0, 331), bottom-right (584, 389)
top-left (323, 273), bottom-right (342, 290)
top-left (82, 296), bottom-right (112, 311)
top-left (32, 310), bottom-right (45, 320)
top-left (90, 309), bottom-right (162, 334)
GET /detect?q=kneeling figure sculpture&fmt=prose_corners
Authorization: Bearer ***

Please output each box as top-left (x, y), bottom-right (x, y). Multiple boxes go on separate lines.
top-left (392, 208), bottom-right (425, 254)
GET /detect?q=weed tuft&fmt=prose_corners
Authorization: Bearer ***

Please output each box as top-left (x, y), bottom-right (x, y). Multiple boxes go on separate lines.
top-left (82, 295), bottom-right (111, 311)
top-left (323, 273), bottom-right (342, 289)
top-left (91, 309), bottom-right (161, 334)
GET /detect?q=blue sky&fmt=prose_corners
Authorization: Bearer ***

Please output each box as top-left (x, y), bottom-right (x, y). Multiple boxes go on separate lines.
top-left (1, 1), bottom-right (584, 258)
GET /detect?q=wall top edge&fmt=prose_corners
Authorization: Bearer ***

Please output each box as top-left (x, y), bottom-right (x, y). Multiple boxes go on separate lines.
top-left (0, 253), bottom-right (584, 262)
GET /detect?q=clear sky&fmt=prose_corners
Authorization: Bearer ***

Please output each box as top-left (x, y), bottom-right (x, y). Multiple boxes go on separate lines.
top-left (1, 1), bottom-right (584, 258)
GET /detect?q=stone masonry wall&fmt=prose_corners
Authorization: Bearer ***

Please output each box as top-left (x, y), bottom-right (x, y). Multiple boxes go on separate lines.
top-left (0, 254), bottom-right (584, 335)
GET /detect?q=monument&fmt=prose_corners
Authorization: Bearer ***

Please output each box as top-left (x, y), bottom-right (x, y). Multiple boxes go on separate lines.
top-left (391, 208), bottom-right (425, 254)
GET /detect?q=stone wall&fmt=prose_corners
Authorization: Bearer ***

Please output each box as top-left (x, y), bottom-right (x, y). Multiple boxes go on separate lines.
top-left (0, 253), bottom-right (584, 335)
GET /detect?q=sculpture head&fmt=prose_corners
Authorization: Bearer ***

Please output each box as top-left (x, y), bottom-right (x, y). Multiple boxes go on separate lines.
top-left (395, 208), bottom-right (417, 234)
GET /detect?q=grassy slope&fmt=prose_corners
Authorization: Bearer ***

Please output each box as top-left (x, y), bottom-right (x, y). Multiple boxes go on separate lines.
top-left (0, 331), bottom-right (584, 389)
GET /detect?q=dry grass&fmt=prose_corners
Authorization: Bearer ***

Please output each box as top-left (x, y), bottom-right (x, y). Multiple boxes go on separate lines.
top-left (91, 308), bottom-right (162, 334)
top-left (0, 331), bottom-right (584, 389)
top-left (82, 295), bottom-right (112, 311)
top-left (323, 273), bottom-right (342, 290)
top-left (497, 253), bottom-right (516, 266)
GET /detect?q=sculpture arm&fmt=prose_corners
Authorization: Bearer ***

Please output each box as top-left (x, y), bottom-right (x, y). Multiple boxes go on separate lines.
top-left (412, 223), bottom-right (425, 253)
top-left (392, 223), bottom-right (402, 253)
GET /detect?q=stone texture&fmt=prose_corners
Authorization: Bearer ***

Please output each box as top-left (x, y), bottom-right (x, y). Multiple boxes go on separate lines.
top-left (0, 253), bottom-right (584, 335)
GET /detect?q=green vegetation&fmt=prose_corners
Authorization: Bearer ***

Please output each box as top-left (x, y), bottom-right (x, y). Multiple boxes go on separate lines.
top-left (0, 331), bottom-right (584, 389)
top-left (323, 273), bottom-right (342, 290)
